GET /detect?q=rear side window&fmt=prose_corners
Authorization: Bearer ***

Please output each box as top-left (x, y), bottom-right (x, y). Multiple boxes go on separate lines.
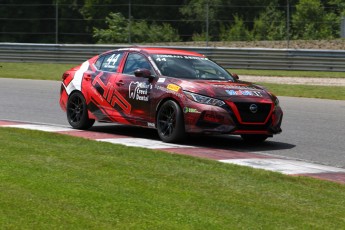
top-left (96, 52), bottom-right (124, 72)
top-left (95, 56), bottom-right (105, 69)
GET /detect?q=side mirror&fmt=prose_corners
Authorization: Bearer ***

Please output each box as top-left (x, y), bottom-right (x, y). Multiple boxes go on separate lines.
top-left (134, 68), bottom-right (154, 79)
top-left (232, 73), bottom-right (239, 80)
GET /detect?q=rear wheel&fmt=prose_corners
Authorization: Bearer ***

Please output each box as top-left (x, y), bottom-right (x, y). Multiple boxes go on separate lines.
top-left (241, 134), bottom-right (269, 143)
top-left (67, 92), bottom-right (95, 129)
top-left (157, 100), bottom-right (185, 143)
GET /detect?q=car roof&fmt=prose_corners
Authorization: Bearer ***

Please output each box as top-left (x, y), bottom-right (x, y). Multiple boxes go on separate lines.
top-left (115, 47), bottom-right (204, 57)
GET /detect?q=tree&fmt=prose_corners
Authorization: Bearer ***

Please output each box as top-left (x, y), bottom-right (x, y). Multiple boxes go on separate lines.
top-left (93, 12), bottom-right (180, 43)
top-left (252, 2), bottom-right (286, 40)
top-left (220, 15), bottom-right (252, 41)
top-left (93, 12), bottom-right (128, 43)
top-left (292, 0), bottom-right (339, 39)
top-left (328, 0), bottom-right (345, 17)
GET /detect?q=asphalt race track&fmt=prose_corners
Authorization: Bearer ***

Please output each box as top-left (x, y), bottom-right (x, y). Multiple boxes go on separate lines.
top-left (1, 78), bottom-right (344, 169)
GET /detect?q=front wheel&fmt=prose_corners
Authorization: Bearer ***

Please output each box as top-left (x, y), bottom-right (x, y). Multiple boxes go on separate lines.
top-left (241, 134), bottom-right (269, 143)
top-left (156, 100), bottom-right (185, 143)
top-left (67, 92), bottom-right (95, 129)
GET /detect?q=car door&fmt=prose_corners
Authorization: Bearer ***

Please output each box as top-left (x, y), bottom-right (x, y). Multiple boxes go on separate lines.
top-left (86, 51), bottom-right (132, 122)
top-left (114, 52), bottom-right (155, 123)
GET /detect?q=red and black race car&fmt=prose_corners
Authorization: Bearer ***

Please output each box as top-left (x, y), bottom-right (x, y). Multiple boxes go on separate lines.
top-left (59, 47), bottom-right (282, 143)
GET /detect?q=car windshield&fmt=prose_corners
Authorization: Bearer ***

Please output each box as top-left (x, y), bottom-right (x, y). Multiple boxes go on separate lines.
top-left (151, 54), bottom-right (234, 81)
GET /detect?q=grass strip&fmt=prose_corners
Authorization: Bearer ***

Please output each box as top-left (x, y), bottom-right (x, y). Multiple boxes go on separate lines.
top-left (1, 127), bottom-right (345, 229)
top-left (259, 82), bottom-right (345, 100)
top-left (231, 69), bottom-right (345, 78)
top-left (1, 62), bottom-right (344, 100)
top-left (1, 62), bottom-right (345, 81)
top-left (0, 62), bottom-right (75, 81)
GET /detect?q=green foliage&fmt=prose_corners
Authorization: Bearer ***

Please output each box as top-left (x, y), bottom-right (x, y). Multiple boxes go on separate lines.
top-left (192, 32), bottom-right (212, 41)
top-left (329, 0), bottom-right (345, 16)
top-left (93, 12), bottom-right (129, 43)
top-left (93, 12), bottom-right (180, 44)
top-left (220, 15), bottom-right (252, 41)
top-left (131, 21), bottom-right (180, 43)
top-left (0, 0), bottom-right (344, 43)
top-left (252, 2), bottom-right (287, 41)
top-left (180, 0), bottom-right (221, 40)
top-left (292, 0), bottom-right (339, 39)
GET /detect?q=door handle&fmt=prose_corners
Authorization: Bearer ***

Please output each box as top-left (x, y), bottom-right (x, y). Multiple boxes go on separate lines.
top-left (84, 74), bottom-right (92, 81)
top-left (116, 80), bottom-right (125, 86)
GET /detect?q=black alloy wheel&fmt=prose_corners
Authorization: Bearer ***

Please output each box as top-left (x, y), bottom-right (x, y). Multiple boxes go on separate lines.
top-left (157, 100), bottom-right (185, 143)
top-left (67, 92), bottom-right (95, 129)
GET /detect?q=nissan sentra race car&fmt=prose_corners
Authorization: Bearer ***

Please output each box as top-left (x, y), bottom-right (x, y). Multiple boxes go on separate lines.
top-left (60, 47), bottom-right (283, 143)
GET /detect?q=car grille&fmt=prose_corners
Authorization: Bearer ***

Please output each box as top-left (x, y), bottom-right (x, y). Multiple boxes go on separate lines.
top-left (233, 102), bottom-right (272, 123)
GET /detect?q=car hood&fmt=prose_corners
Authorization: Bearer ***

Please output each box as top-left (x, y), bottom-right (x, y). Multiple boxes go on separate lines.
top-left (176, 79), bottom-right (272, 101)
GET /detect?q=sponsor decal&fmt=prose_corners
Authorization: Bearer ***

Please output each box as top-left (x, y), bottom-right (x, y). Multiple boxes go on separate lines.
top-left (129, 81), bottom-right (150, 101)
top-left (155, 54), bottom-right (208, 60)
top-left (214, 85), bottom-right (258, 90)
top-left (183, 107), bottom-right (201, 114)
top-left (147, 122), bottom-right (155, 128)
top-left (155, 85), bottom-right (183, 98)
top-left (103, 53), bottom-right (121, 69)
top-left (167, 84), bottom-right (181, 92)
top-left (157, 78), bottom-right (166, 83)
top-left (225, 89), bottom-right (263, 97)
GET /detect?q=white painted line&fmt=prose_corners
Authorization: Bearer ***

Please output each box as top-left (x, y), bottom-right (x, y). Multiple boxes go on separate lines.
top-left (1, 124), bottom-right (76, 132)
top-left (96, 138), bottom-right (196, 149)
top-left (219, 158), bottom-right (345, 175)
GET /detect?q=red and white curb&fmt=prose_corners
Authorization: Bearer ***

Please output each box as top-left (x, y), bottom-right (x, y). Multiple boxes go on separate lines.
top-left (2, 120), bottom-right (345, 184)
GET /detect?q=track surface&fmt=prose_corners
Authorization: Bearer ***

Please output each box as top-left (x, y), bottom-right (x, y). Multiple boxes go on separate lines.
top-left (0, 78), bottom-right (344, 169)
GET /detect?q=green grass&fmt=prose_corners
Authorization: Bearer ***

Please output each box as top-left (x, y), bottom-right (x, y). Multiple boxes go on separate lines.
top-left (259, 82), bottom-right (345, 100)
top-left (0, 62), bottom-right (75, 80)
top-left (1, 127), bottom-right (345, 229)
top-left (231, 69), bottom-right (345, 78)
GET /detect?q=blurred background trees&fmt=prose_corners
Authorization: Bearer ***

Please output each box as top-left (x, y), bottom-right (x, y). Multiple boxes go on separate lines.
top-left (0, 0), bottom-right (344, 44)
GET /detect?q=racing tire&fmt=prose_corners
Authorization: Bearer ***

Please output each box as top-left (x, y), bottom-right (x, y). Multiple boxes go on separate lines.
top-left (241, 134), bottom-right (269, 143)
top-left (157, 100), bottom-right (186, 143)
top-left (67, 92), bottom-right (95, 130)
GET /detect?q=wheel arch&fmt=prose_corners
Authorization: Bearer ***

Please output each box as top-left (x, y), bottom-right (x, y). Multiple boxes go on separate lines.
top-left (155, 96), bottom-right (184, 126)
top-left (67, 89), bottom-right (95, 120)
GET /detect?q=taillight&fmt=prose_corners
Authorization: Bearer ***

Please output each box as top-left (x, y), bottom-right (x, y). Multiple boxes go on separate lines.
top-left (62, 72), bottom-right (70, 80)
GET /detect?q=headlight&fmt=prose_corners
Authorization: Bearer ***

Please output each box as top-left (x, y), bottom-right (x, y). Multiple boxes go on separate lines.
top-left (183, 91), bottom-right (225, 107)
top-left (275, 97), bottom-right (279, 107)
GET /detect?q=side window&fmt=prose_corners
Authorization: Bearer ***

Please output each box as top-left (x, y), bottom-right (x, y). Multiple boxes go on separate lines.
top-left (123, 53), bottom-right (153, 75)
top-left (95, 55), bottom-right (105, 69)
top-left (99, 52), bottom-right (124, 72)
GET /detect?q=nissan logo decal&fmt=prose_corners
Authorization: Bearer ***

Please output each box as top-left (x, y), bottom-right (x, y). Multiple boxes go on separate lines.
top-left (249, 104), bottom-right (258, 113)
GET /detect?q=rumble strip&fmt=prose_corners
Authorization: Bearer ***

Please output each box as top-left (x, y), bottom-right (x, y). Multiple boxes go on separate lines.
top-left (1, 120), bottom-right (345, 184)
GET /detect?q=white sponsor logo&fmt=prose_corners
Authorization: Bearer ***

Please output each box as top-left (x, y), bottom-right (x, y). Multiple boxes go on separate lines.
top-left (129, 81), bottom-right (150, 101)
